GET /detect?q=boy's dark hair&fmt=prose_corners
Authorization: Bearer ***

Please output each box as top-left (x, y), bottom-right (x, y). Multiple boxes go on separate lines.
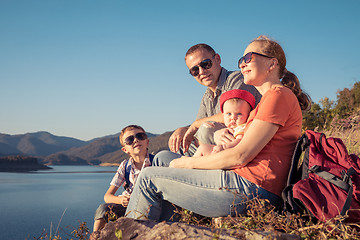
top-left (119, 125), bottom-right (145, 146)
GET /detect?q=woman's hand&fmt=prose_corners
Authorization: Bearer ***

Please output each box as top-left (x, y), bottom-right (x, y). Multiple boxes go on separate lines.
top-left (169, 156), bottom-right (192, 168)
top-left (214, 128), bottom-right (235, 145)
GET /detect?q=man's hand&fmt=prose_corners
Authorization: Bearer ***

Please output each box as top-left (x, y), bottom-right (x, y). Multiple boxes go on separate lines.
top-left (168, 127), bottom-right (188, 153)
top-left (182, 124), bottom-right (198, 153)
top-left (214, 128), bottom-right (235, 145)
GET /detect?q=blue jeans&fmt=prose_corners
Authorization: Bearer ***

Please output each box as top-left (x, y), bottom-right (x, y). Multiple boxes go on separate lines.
top-left (125, 150), bottom-right (282, 221)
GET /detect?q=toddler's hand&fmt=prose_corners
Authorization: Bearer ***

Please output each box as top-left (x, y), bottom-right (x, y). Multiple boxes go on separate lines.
top-left (214, 128), bottom-right (235, 145)
top-left (211, 145), bottom-right (224, 154)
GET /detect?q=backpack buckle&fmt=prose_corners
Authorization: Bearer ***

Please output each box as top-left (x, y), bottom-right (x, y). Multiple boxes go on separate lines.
top-left (308, 165), bottom-right (320, 173)
top-left (342, 167), bottom-right (355, 183)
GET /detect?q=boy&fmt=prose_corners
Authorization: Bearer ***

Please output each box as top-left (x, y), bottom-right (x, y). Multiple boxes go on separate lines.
top-left (93, 125), bottom-right (153, 232)
top-left (193, 89), bottom-right (255, 156)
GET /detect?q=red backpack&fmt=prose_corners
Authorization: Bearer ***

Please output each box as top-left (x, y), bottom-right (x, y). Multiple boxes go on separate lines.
top-left (282, 130), bottom-right (360, 222)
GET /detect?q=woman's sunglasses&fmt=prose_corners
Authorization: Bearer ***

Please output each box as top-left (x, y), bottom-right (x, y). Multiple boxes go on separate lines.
top-left (238, 52), bottom-right (273, 68)
top-left (189, 56), bottom-right (215, 76)
top-left (124, 132), bottom-right (148, 145)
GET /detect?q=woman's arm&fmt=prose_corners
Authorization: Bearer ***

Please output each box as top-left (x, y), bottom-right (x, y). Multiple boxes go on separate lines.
top-left (170, 119), bottom-right (280, 169)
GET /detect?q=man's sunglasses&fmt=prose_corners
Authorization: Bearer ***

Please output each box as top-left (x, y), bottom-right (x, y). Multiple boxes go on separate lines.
top-left (238, 52), bottom-right (273, 68)
top-left (189, 55), bottom-right (216, 77)
top-left (124, 132), bottom-right (148, 145)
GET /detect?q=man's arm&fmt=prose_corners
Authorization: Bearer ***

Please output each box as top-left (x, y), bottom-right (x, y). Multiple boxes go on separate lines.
top-left (182, 113), bottom-right (223, 153)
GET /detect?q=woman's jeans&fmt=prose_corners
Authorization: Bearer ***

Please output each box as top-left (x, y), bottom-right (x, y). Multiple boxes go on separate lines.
top-left (125, 150), bottom-right (282, 221)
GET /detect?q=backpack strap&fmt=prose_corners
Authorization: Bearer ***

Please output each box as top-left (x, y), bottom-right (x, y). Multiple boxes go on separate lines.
top-left (124, 159), bottom-right (131, 191)
top-left (287, 133), bottom-right (310, 185)
top-left (340, 168), bottom-right (355, 216)
top-left (309, 165), bottom-right (355, 216)
top-left (309, 165), bottom-right (352, 191)
top-left (149, 154), bottom-right (154, 165)
top-left (124, 154), bottom-right (154, 191)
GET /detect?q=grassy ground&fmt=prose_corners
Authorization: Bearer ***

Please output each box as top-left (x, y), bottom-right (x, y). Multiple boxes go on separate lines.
top-left (176, 197), bottom-right (360, 240)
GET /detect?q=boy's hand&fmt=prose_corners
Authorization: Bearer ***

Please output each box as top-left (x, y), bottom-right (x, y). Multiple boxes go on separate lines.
top-left (120, 195), bottom-right (130, 207)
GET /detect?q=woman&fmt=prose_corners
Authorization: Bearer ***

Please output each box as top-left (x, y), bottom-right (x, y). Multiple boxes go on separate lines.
top-left (125, 36), bottom-right (311, 221)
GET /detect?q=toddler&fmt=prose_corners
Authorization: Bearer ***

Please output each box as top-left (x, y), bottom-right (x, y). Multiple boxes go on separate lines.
top-left (193, 89), bottom-right (255, 156)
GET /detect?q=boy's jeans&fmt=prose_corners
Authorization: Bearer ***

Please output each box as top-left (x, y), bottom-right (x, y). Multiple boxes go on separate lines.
top-left (125, 150), bottom-right (282, 221)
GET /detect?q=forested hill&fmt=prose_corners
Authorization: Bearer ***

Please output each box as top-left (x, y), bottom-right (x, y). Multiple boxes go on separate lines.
top-left (0, 131), bottom-right (172, 165)
top-left (0, 155), bottom-right (52, 172)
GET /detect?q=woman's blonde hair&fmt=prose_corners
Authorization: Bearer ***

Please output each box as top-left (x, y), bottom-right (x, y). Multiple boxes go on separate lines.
top-left (251, 35), bottom-right (312, 111)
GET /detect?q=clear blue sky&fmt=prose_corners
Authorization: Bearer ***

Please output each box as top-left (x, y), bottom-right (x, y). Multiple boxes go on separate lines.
top-left (1, 0), bottom-right (359, 141)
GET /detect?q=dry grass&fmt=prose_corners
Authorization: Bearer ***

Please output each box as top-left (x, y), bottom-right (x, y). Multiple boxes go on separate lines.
top-left (322, 127), bottom-right (360, 156)
top-left (323, 111), bottom-right (360, 155)
top-left (177, 197), bottom-right (360, 240)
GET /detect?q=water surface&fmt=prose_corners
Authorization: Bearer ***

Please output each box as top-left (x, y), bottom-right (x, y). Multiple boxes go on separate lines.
top-left (0, 165), bottom-right (119, 240)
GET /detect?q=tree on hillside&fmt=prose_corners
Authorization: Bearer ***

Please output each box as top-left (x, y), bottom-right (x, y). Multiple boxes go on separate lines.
top-left (302, 80), bottom-right (360, 131)
top-left (303, 103), bottom-right (323, 130)
top-left (352, 81), bottom-right (360, 109)
top-left (319, 97), bottom-right (335, 129)
top-left (335, 88), bottom-right (352, 118)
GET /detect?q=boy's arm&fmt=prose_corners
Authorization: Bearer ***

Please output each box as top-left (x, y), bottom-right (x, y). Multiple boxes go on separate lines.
top-left (104, 185), bottom-right (130, 207)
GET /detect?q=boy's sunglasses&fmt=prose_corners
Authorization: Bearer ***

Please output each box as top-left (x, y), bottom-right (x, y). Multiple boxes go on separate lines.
top-left (238, 52), bottom-right (273, 68)
top-left (189, 56), bottom-right (215, 76)
top-left (124, 132), bottom-right (148, 145)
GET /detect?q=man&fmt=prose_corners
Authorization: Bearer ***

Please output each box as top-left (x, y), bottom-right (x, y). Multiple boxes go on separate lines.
top-left (168, 43), bottom-right (261, 156)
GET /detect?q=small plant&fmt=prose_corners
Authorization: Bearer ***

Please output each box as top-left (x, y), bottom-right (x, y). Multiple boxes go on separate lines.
top-left (34, 221), bottom-right (90, 240)
top-left (71, 221), bottom-right (90, 240)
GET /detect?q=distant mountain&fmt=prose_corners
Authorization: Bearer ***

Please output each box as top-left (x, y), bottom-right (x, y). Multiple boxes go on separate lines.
top-left (0, 131), bottom-right (172, 165)
top-left (0, 131), bottom-right (87, 156)
top-left (43, 131), bottom-right (172, 165)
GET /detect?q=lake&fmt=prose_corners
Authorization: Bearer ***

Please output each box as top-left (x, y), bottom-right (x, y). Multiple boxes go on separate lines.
top-left (0, 165), bottom-right (120, 240)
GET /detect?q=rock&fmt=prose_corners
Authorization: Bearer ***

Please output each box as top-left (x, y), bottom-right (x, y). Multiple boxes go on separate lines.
top-left (90, 217), bottom-right (300, 240)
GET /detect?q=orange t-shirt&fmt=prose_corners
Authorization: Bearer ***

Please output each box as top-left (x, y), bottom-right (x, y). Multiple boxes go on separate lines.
top-left (232, 86), bottom-right (302, 196)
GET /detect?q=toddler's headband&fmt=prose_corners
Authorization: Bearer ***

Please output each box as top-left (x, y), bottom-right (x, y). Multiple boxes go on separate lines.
top-left (220, 89), bottom-right (256, 113)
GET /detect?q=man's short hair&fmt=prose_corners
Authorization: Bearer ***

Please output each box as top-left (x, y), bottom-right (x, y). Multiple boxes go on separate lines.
top-left (119, 125), bottom-right (146, 146)
top-left (185, 43), bottom-right (216, 58)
